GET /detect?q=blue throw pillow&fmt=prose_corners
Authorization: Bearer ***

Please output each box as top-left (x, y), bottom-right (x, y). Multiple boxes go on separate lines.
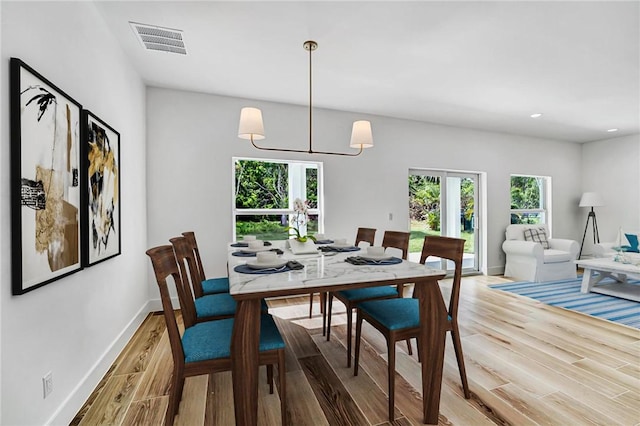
top-left (624, 233), bottom-right (639, 252)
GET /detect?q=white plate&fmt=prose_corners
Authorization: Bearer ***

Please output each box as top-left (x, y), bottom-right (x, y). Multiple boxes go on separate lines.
top-left (241, 246), bottom-right (272, 254)
top-left (361, 254), bottom-right (393, 261)
top-left (246, 260), bottom-right (288, 269)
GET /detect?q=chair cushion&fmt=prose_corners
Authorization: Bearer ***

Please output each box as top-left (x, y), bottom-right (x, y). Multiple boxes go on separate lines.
top-left (195, 293), bottom-right (237, 318)
top-left (543, 249), bottom-right (573, 263)
top-left (258, 313), bottom-right (286, 351)
top-left (358, 299), bottom-right (454, 331)
top-left (183, 318), bottom-right (235, 361)
top-left (523, 227), bottom-right (550, 249)
top-left (359, 298), bottom-right (420, 330)
top-left (202, 277), bottom-right (230, 294)
top-left (337, 286), bottom-right (398, 302)
top-left (182, 314), bottom-right (285, 363)
top-left (195, 294), bottom-right (268, 318)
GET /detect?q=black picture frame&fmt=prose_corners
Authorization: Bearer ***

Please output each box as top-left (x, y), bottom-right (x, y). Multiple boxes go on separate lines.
top-left (10, 58), bottom-right (83, 295)
top-left (81, 110), bottom-right (121, 267)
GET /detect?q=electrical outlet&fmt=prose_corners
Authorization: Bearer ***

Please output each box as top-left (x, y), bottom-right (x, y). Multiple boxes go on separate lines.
top-left (388, 213), bottom-right (393, 221)
top-left (43, 372), bottom-right (53, 399)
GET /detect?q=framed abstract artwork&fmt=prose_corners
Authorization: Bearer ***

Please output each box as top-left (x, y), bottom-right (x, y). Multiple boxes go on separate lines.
top-left (82, 110), bottom-right (121, 266)
top-left (10, 58), bottom-right (83, 295)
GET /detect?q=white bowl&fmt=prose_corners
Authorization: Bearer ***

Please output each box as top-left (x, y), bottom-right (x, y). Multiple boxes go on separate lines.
top-left (256, 251), bottom-right (278, 264)
top-left (247, 260), bottom-right (287, 269)
top-left (367, 246), bottom-right (385, 257)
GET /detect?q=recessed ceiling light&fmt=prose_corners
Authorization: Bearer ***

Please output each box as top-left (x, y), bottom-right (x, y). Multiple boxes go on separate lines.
top-left (530, 113), bottom-right (543, 118)
top-left (607, 128), bottom-right (619, 132)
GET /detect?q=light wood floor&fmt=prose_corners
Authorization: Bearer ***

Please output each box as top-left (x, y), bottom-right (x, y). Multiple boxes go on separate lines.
top-left (71, 275), bottom-right (640, 425)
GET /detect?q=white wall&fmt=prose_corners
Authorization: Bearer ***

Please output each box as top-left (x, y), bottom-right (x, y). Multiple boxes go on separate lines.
top-left (146, 87), bottom-right (583, 290)
top-left (0, 2), bottom-right (4, 421)
top-left (1, 2), bottom-right (147, 425)
top-left (581, 134), bottom-right (640, 253)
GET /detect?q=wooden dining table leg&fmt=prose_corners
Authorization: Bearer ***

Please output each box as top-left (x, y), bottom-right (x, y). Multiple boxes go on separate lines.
top-left (414, 277), bottom-right (448, 425)
top-left (320, 292), bottom-right (327, 335)
top-left (231, 298), bottom-right (261, 426)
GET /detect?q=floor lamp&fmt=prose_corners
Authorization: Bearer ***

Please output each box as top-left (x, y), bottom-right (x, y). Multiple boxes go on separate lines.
top-left (578, 192), bottom-right (604, 259)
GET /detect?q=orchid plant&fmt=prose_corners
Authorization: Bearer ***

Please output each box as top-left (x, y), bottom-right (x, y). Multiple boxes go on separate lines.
top-left (288, 198), bottom-right (316, 242)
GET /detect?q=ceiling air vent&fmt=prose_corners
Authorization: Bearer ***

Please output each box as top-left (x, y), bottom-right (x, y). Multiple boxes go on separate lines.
top-left (129, 22), bottom-right (187, 55)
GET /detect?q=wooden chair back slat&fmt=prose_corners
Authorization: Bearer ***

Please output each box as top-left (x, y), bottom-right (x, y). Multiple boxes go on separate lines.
top-left (169, 236), bottom-right (200, 328)
top-left (181, 231), bottom-right (206, 297)
top-left (419, 235), bottom-right (465, 318)
top-left (355, 227), bottom-right (376, 246)
top-left (145, 245), bottom-right (186, 371)
top-left (381, 230), bottom-right (411, 260)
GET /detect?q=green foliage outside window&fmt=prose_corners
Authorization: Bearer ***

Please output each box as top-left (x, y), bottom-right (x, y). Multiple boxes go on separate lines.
top-left (306, 168), bottom-right (318, 208)
top-left (409, 175), bottom-right (475, 232)
top-left (235, 160), bottom-right (289, 209)
top-left (408, 174), bottom-right (476, 254)
top-left (236, 215), bottom-right (288, 240)
top-left (510, 176), bottom-right (544, 224)
top-left (234, 159), bottom-right (320, 238)
top-left (460, 179), bottom-right (475, 222)
top-left (510, 176), bottom-right (541, 209)
top-left (408, 175), bottom-right (440, 228)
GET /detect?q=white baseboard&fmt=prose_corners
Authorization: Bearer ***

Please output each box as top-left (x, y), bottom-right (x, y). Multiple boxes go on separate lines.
top-left (487, 265), bottom-right (505, 276)
top-left (46, 301), bottom-right (152, 426)
top-left (147, 296), bottom-right (180, 312)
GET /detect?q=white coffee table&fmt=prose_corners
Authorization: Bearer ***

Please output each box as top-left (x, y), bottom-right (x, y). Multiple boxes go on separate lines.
top-left (576, 257), bottom-right (640, 302)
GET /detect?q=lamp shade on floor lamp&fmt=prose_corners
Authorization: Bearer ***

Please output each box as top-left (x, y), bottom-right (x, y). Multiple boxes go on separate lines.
top-left (579, 192), bottom-right (604, 208)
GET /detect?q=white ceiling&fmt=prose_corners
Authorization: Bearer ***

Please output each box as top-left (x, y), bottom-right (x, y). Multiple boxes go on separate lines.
top-left (95, 1), bottom-right (639, 143)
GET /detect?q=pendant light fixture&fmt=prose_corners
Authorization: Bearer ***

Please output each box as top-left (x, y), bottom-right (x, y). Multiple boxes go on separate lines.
top-left (238, 40), bottom-right (373, 156)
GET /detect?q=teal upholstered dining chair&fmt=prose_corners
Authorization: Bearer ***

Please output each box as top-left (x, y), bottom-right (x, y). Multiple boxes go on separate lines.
top-left (146, 245), bottom-right (286, 426)
top-left (326, 230), bottom-right (411, 367)
top-left (181, 231), bottom-right (230, 296)
top-left (171, 236), bottom-right (269, 325)
top-left (353, 235), bottom-right (470, 422)
top-left (170, 236), bottom-right (237, 322)
top-left (309, 227), bottom-right (378, 334)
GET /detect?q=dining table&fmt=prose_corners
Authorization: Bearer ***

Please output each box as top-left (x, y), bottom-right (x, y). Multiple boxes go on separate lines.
top-left (227, 240), bottom-right (448, 425)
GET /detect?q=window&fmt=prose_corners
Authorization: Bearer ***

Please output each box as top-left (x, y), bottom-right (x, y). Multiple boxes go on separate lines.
top-left (233, 158), bottom-right (322, 240)
top-left (510, 175), bottom-right (551, 224)
top-left (409, 169), bottom-right (481, 272)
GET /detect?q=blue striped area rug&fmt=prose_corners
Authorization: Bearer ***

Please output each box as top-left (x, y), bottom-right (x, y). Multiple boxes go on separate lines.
top-left (490, 277), bottom-right (640, 329)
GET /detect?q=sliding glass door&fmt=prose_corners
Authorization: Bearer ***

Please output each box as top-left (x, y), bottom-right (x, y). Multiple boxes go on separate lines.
top-left (409, 169), bottom-right (479, 273)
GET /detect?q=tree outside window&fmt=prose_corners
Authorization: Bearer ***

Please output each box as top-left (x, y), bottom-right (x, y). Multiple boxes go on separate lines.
top-left (233, 158), bottom-right (321, 240)
top-left (510, 175), bottom-right (550, 224)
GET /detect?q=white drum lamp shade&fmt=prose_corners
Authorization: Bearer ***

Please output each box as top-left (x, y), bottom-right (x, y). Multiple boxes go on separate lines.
top-left (579, 192), bottom-right (604, 207)
top-left (238, 107), bottom-right (265, 141)
top-left (349, 120), bottom-right (374, 149)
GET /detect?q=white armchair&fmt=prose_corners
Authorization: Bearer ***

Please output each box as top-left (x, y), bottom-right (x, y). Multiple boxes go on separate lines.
top-left (502, 224), bottom-right (579, 282)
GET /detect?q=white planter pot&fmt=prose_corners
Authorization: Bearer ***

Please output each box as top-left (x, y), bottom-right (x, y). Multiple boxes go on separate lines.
top-left (288, 239), bottom-right (318, 254)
